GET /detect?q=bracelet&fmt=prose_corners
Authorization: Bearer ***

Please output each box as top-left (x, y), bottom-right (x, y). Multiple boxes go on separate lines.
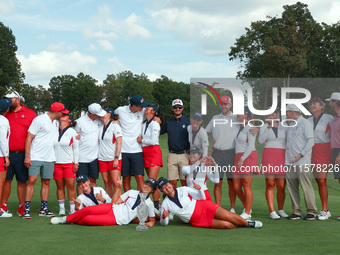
top-left (115, 156), bottom-right (119, 159)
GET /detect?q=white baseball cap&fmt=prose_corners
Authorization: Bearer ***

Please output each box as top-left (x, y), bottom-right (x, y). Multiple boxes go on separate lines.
top-left (325, 92), bottom-right (340, 101)
top-left (286, 104), bottom-right (301, 113)
top-left (172, 99), bottom-right (183, 107)
top-left (3, 90), bottom-right (25, 103)
top-left (88, 103), bottom-right (106, 117)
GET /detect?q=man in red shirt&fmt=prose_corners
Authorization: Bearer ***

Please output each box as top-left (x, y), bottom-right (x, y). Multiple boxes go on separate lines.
top-left (0, 91), bottom-right (37, 216)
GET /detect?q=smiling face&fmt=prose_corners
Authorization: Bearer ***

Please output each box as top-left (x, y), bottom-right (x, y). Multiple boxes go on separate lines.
top-left (161, 182), bottom-right (174, 195)
top-left (190, 117), bottom-right (202, 132)
top-left (145, 106), bottom-right (155, 117)
top-left (220, 102), bottom-right (232, 116)
top-left (78, 180), bottom-right (91, 193)
top-left (172, 104), bottom-right (183, 117)
top-left (60, 114), bottom-right (71, 125)
top-left (142, 182), bottom-right (154, 194)
top-left (310, 101), bottom-right (323, 115)
top-left (189, 151), bottom-right (201, 164)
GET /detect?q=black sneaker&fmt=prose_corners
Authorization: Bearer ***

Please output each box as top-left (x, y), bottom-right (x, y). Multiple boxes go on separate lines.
top-left (303, 214), bottom-right (316, 220)
top-left (288, 213), bottom-right (302, 220)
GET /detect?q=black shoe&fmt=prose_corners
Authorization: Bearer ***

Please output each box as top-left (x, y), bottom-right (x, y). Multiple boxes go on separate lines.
top-left (303, 214), bottom-right (316, 220)
top-left (288, 213), bottom-right (302, 220)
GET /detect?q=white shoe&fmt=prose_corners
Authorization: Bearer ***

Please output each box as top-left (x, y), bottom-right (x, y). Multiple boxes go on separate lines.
top-left (0, 208), bottom-right (12, 218)
top-left (246, 220), bottom-right (263, 229)
top-left (69, 209), bottom-right (75, 215)
top-left (327, 210), bottom-right (331, 218)
top-left (277, 210), bottom-right (289, 218)
top-left (317, 210), bottom-right (329, 221)
top-left (59, 208), bottom-right (65, 216)
top-left (51, 216), bottom-right (68, 225)
top-left (230, 208), bottom-right (236, 213)
top-left (169, 213), bottom-right (174, 221)
top-left (240, 212), bottom-right (252, 220)
top-left (270, 211), bottom-right (281, 220)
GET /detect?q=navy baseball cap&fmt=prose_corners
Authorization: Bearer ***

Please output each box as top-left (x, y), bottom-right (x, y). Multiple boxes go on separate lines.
top-left (76, 175), bottom-right (88, 184)
top-left (0, 98), bottom-right (12, 112)
top-left (145, 178), bottom-right (158, 189)
top-left (158, 177), bottom-right (169, 190)
top-left (130, 95), bottom-right (148, 107)
top-left (190, 146), bottom-right (202, 154)
top-left (191, 111), bottom-right (202, 120)
top-left (146, 103), bottom-right (158, 114)
top-left (105, 108), bottom-right (114, 118)
top-left (68, 113), bottom-right (74, 125)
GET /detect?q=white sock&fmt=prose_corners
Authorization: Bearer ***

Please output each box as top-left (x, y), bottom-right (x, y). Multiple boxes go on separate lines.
top-left (58, 200), bottom-right (65, 209)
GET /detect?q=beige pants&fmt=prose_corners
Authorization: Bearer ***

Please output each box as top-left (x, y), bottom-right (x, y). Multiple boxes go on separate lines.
top-left (167, 153), bottom-right (188, 180)
top-left (286, 165), bottom-right (317, 216)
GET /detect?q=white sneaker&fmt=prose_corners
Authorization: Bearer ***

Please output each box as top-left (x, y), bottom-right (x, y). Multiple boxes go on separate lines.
top-left (0, 208), bottom-right (12, 218)
top-left (277, 210), bottom-right (289, 218)
top-left (246, 220), bottom-right (263, 229)
top-left (317, 210), bottom-right (329, 221)
top-left (240, 212), bottom-right (252, 220)
top-left (59, 208), bottom-right (66, 216)
top-left (270, 211), bottom-right (281, 220)
top-left (51, 216), bottom-right (68, 225)
top-left (230, 208), bottom-right (236, 213)
top-left (169, 213), bottom-right (174, 221)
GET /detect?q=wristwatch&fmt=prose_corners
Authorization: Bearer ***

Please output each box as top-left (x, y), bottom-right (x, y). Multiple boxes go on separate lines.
top-left (115, 156), bottom-right (119, 159)
top-left (299, 153), bottom-right (304, 158)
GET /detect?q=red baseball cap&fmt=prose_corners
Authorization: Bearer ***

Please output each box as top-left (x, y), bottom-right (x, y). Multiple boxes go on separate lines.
top-left (50, 102), bottom-right (69, 114)
top-left (221, 96), bottom-right (232, 104)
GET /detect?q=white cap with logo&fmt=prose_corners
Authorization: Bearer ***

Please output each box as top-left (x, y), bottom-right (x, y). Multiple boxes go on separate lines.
top-left (325, 92), bottom-right (340, 101)
top-left (172, 99), bottom-right (183, 107)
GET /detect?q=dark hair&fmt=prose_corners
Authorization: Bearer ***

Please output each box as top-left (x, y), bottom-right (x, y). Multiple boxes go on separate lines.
top-left (70, 120), bottom-right (77, 128)
top-left (336, 101), bottom-right (340, 107)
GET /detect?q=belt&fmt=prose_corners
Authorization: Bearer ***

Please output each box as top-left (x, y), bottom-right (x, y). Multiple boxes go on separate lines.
top-left (169, 150), bottom-right (188, 154)
top-left (213, 148), bottom-right (235, 153)
top-left (10, 151), bottom-right (23, 153)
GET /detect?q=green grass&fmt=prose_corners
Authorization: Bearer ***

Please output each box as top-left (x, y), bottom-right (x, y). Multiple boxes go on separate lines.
top-left (2, 134), bottom-right (340, 255)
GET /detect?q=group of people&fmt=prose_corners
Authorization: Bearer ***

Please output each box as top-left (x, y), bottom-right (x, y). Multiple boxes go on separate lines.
top-left (1, 89), bottom-right (340, 229)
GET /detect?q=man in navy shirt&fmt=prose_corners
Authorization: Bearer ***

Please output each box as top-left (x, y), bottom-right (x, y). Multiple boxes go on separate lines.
top-left (161, 99), bottom-right (190, 188)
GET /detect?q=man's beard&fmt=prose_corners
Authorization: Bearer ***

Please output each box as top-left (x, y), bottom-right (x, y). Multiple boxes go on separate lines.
top-left (9, 101), bottom-right (17, 112)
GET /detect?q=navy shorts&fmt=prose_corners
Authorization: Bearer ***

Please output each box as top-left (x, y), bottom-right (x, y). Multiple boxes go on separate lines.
top-left (332, 148), bottom-right (340, 179)
top-left (77, 159), bottom-right (99, 180)
top-left (6, 151), bottom-right (28, 183)
top-left (212, 149), bottom-right (235, 181)
top-left (121, 152), bottom-right (144, 177)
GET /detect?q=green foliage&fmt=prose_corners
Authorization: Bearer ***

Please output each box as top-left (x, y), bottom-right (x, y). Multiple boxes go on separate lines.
top-left (0, 21), bottom-right (25, 95)
top-left (20, 84), bottom-right (52, 113)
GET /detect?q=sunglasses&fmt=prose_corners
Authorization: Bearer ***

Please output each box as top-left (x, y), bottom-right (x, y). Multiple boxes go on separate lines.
top-left (172, 106), bottom-right (183, 109)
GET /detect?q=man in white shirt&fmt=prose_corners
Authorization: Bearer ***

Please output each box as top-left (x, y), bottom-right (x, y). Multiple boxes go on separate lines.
top-left (75, 103), bottom-right (105, 193)
top-left (285, 104), bottom-right (317, 220)
top-left (23, 102), bottom-right (69, 219)
top-left (114, 95), bottom-right (148, 191)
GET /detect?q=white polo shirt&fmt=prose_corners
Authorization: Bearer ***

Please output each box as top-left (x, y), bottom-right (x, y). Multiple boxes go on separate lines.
top-left (28, 113), bottom-right (58, 162)
top-left (307, 113), bottom-right (333, 144)
top-left (187, 125), bottom-right (209, 157)
top-left (77, 187), bottom-right (112, 210)
top-left (258, 123), bottom-right (287, 149)
top-left (160, 186), bottom-right (206, 226)
top-left (285, 116), bottom-right (314, 165)
top-left (112, 190), bottom-right (155, 225)
top-left (205, 112), bottom-right (239, 150)
top-left (141, 120), bottom-right (160, 147)
top-left (75, 113), bottom-right (103, 163)
top-left (235, 124), bottom-right (257, 161)
top-left (0, 115), bottom-right (10, 157)
top-left (114, 106), bottom-right (145, 153)
top-left (182, 162), bottom-right (219, 191)
top-left (55, 127), bottom-right (79, 164)
top-left (98, 121), bottom-right (122, 161)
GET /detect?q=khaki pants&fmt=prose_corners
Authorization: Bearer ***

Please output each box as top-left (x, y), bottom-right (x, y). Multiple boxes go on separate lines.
top-left (167, 153), bottom-right (188, 180)
top-left (286, 165), bottom-right (317, 216)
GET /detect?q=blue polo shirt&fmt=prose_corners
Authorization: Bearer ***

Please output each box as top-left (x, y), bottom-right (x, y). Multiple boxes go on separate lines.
top-left (161, 115), bottom-right (190, 152)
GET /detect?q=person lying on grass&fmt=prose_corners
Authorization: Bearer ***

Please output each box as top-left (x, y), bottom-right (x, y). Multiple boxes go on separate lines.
top-left (158, 177), bottom-right (262, 229)
top-left (51, 177), bottom-right (156, 226)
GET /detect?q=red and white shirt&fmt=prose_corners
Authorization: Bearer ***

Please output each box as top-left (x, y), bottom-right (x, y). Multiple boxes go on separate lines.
top-left (182, 162), bottom-right (219, 192)
top-left (55, 127), bottom-right (79, 164)
top-left (77, 187), bottom-right (112, 210)
top-left (235, 124), bottom-right (257, 161)
top-left (187, 125), bottom-right (209, 157)
top-left (141, 120), bottom-right (160, 147)
top-left (258, 122), bottom-right (287, 149)
top-left (98, 121), bottom-right (122, 161)
top-left (308, 113), bottom-right (333, 144)
top-left (113, 190), bottom-right (155, 225)
top-left (160, 187), bottom-right (206, 226)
